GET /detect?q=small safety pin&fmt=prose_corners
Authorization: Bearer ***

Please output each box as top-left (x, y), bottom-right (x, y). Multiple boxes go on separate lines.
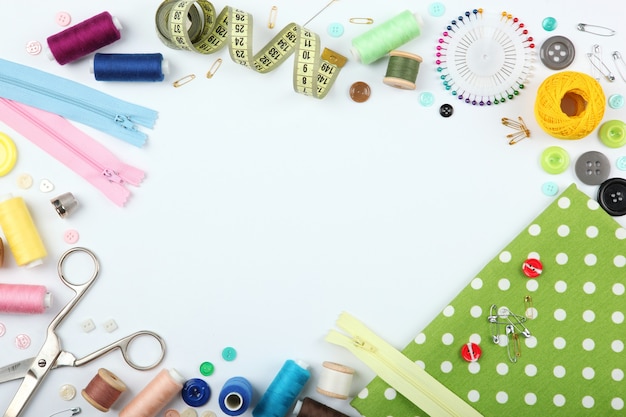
top-left (268, 6), bottom-right (278, 29)
top-left (49, 407), bottom-right (81, 417)
top-left (613, 51), bottom-right (626, 83)
top-left (173, 74), bottom-right (196, 87)
top-left (506, 325), bottom-right (521, 363)
top-left (349, 17), bottom-right (374, 24)
top-left (206, 58), bottom-right (222, 79)
top-left (506, 314), bottom-right (531, 338)
top-left (524, 295), bottom-right (534, 319)
top-left (577, 23), bottom-right (616, 37)
top-left (502, 116), bottom-right (530, 145)
top-left (586, 53), bottom-right (616, 82)
top-left (488, 304), bottom-right (501, 344)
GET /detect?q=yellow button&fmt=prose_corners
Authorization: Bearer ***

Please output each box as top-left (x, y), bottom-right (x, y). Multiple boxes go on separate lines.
top-left (0, 132), bottom-right (17, 177)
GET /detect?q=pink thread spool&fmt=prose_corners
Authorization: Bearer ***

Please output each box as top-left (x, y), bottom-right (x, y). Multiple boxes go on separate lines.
top-left (47, 11), bottom-right (122, 65)
top-left (119, 369), bottom-right (185, 417)
top-left (0, 283), bottom-right (51, 314)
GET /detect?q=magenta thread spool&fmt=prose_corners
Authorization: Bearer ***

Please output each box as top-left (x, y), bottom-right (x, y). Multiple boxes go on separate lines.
top-left (47, 11), bottom-right (122, 65)
top-left (0, 283), bottom-right (51, 314)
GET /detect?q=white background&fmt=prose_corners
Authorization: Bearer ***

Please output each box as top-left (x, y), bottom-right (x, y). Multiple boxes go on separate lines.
top-left (0, 1), bottom-right (625, 416)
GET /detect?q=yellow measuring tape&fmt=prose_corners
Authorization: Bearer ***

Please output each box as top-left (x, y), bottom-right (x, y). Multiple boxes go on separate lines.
top-left (155, 0), bottom-right (347, 98)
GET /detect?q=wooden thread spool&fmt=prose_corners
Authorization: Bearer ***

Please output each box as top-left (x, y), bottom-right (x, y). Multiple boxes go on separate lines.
top-left (383, 51), bottom-right (423, 90)
top-left (82, 368), bottom-right (127, 412)
top-left (119, 369), bottom-right (185, 417)
top-left (315, 361), bottom-right (355, 400)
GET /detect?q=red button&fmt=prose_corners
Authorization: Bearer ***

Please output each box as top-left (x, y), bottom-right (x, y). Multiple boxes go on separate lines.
top-left (461, 342), bottom-right (482, 362)
top-left (522, 258), bottom-right (543, 278)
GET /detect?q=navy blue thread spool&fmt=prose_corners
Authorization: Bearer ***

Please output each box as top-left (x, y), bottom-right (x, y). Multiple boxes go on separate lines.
top-left (252, 360), bottom-right (311, 417)
top-left (92, 53), bottom-right (167, 82)
top-left (219, 376), bottom-right (253, 416)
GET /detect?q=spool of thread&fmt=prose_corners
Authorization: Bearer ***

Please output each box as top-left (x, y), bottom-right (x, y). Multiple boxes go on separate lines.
top-left (383, 51), bottom-right (422, 90)
top-left (252, 359), bottom-right (311, 417)
top-left (0, 195), bottom-right (47, 267)
top-left (351, 10), bottom-right (423, 65)
top-left (82, 368), bottom-right (127, 412)
top-left (119, 369), bottom-right (185, 417)
top-left (91, 53), bottom-right (169, 82)
top-left (219, 376), bottom-right (254, 416)
top-left (534, 71), bottom-right (606, 140)
top-left (47, 11), bottom-right (122, 65)
top-left (293, 397), bottom-right (350, 417)
top-left (316, 361), bottom-right (355, 400)
top-left (0, 283), bottom-right (51, 314)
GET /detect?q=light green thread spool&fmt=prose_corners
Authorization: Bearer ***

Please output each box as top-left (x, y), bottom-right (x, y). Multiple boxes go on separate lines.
top-left (383, 51), bottom-right (422, 90)
top-left (351, 10), bottom-right (422, 65)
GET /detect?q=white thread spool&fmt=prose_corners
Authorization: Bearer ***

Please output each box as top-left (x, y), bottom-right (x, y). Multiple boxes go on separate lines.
top-left (316, 362), bottom-right (355, 400)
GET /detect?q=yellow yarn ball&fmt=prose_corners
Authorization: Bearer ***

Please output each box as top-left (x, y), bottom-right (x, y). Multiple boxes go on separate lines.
top-left (534, 71), bottom-right (605, 140)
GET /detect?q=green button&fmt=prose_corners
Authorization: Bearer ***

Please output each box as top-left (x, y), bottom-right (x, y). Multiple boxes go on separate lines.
top-left (542, 17), bottom-right (557, 31)
top-left (541, 146), bottom-right (570, 174)
top-left (221, 346), bottom-right (237, 361)
top-left (199, 361), bottom-right (214, 376)
top-left (599, 120), bottom-right (626, 148)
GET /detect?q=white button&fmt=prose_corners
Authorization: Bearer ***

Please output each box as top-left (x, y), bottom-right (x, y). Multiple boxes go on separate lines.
top-left (59, 384), bottom-right (77, 400)
top-left (39, 179), bottom-right (54, 193)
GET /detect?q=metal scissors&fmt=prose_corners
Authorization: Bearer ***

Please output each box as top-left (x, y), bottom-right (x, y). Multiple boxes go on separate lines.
top-left (0, 247), bottom-right (166, 417)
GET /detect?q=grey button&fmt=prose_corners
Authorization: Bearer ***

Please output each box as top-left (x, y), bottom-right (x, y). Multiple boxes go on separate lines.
top-left (540, 36), bottom-right (575, 70)
top-left (575, 151), bottom-right (610, 185)
top-left (598, 178), bottom-right (626, 216)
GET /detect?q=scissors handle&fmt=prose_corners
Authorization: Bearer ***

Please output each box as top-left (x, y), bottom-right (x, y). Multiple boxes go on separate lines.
top-left (50, 247), bottom-right (100, 333)
top-left (75, 331), bottom-right (166, 371)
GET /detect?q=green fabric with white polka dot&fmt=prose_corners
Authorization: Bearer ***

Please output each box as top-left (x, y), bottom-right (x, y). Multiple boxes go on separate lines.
top-left (351, 184), bottom-right (626, 416)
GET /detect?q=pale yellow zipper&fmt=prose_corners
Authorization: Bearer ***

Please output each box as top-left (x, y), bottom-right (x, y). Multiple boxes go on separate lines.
top-left (326, 312), bottom-right (484, 417)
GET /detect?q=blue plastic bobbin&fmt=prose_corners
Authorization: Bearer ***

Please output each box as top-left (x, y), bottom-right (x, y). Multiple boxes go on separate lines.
top-left (182, 378), bottom-right (211, 407)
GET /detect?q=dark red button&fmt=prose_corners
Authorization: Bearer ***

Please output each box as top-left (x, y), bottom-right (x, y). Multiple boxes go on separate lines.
top-left (461, 342), bottom-right (482, 362)
top-left (522, 258), bottom-right (543, 278)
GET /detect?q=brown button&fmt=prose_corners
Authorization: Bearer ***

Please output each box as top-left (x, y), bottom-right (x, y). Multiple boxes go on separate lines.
top-left (350, 81), bottom-right (371, 102)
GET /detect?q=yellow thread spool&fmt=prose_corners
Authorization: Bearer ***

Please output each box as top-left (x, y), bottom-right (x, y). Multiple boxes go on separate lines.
top-left (534, 71), bottom-right (605, 140)
top-left (0, 195), bottom-right (47, 267)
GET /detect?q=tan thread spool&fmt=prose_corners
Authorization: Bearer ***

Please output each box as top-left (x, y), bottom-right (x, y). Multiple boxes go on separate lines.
top-left (316, 361), bottom-right (355, 399)
top-left (82, 368), bottom-right (127, 412)
top-left (119, 369), bottom-right (185, 417)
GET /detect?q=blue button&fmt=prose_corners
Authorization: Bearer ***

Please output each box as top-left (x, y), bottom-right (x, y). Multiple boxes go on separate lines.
top-left (420, 92), bottom-right (435, 107)
top-left (542, 17), bottom-right (557, 31)
top-left (617, 156), bottom-right (626, 171)
top-left (542, 181), bottom-right (559, 196)
top-left (327, 23), bottom-right (344, 38)
top-left (182, 378), bottom-right (211, 407)
top-left (609, 94), bottom-right (625, 109)
top-left (428, 2), bottom-right (446, 17)
top-left (222, 346), bottom-right (237, 361)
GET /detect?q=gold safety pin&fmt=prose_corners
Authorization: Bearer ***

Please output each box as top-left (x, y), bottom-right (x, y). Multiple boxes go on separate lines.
top-left (268, 6), bottom-right (278, 29)
top-left (577, 23), bottom-right (616, 37)
top-left (173, 74), bottom-right (196, 87)
top-left (524, 295), bottom-right (534, 319)
top-left (586, 53), bottom-right (616, 82)
top-left (502, 116), bottom-right (531, 145)
top-left (206, 58), bottom-right (223, 79)
top-left (349, 17), bottom-right (374, 24)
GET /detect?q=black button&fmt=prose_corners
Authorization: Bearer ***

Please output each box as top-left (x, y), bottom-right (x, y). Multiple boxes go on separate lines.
top-left (439, 103), bottom-right (454, 117)
top-left (598, 178), bottom-right (626, 216)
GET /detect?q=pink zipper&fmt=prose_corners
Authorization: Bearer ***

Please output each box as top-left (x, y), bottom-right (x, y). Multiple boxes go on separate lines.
top-left (0, 98), bottom-right (144, 206)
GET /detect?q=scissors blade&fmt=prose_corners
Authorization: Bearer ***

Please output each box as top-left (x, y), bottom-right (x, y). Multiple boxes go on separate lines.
top-left (3, 372), bottom-right (40, 417)
top-left (0, 359), bottom-right (34, 384)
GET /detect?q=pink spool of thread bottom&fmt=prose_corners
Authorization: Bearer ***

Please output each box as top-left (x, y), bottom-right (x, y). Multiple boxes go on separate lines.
top-left (119, 369), bottom-right (185, 417)
top-left (0, 283), bottom-right (51, 314)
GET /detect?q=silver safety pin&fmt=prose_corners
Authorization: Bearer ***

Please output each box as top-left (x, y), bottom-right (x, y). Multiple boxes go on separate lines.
top-left (587, 53), bottom-right (616, 82)
top-left (613, 51), bottom-right (626, 83)
top-left (577, 23), bottom-right (616, 37)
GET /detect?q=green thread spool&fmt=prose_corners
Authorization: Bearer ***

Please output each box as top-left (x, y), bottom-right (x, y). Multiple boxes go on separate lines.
top-left (383, 51), bottom-right (422, 90)
top-left (351, 10), bottom-right (422, 65)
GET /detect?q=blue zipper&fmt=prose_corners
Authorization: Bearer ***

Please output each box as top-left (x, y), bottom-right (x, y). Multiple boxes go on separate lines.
top-left (0, 58), bottom-right (157, 147)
